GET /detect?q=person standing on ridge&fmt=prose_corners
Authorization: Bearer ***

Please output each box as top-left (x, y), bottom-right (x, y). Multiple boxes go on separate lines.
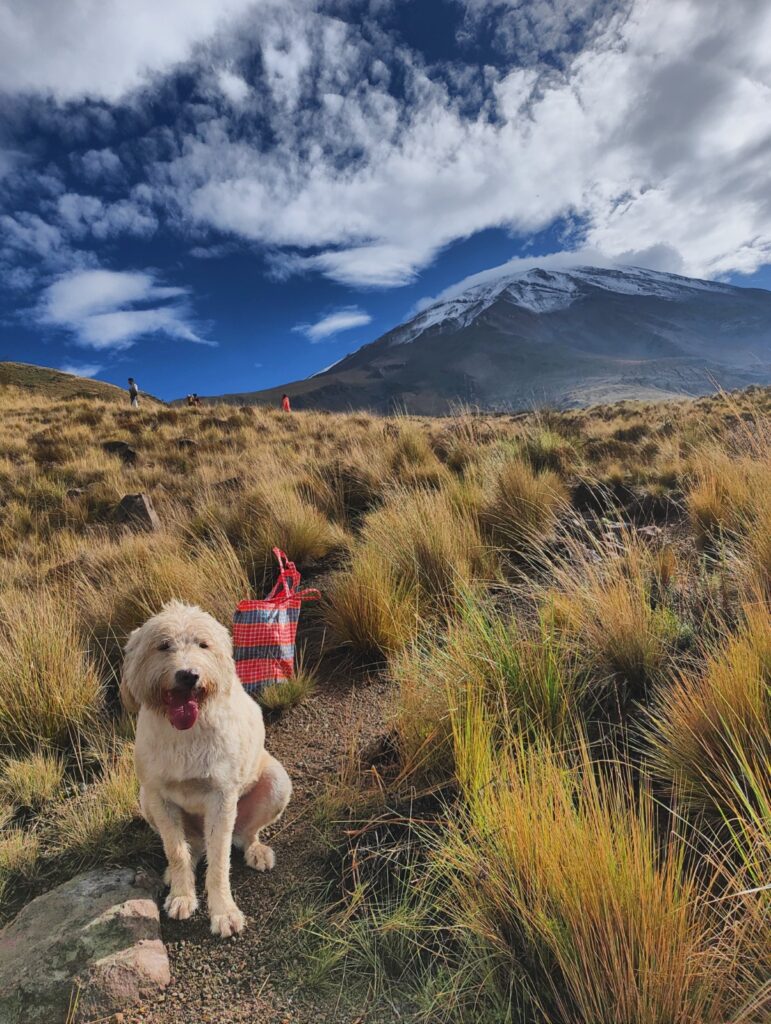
top-left (128, 377), bottom-right (140, 408)
top-left (281, 394), bottom-right (291, 412)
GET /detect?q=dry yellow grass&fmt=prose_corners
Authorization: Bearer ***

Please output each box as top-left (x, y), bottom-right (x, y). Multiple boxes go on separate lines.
top-left (479, 452), bottom-right (568, 551)
top-left (0, 588), bottom-right (103, 751)
top-left (438, 710), bottom-right (760, 1024)
top-left (0, 751), bottom-right (65, 808)
top-left (0, 383), bottom-right (769, 1016)
top-left (648, 602), bottom-right (770, 833)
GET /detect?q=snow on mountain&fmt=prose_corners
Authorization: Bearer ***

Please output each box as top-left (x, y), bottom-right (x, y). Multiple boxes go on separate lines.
top-left (391, 265), bottom-right (737, 346)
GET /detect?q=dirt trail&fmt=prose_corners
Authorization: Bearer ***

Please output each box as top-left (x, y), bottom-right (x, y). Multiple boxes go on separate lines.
top-left (121, 675), bottom-right (392, 1024)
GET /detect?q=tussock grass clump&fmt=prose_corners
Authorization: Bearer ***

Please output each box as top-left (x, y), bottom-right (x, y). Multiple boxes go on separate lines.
top-left (436, 720), bottom-right (759, 1024)
top-left (363, 487), bottom-right (493, 614)
top-left (86, 528), bottom-right (251, 642)
top-left (0, 829), bottom-right (41, 892)
top-left (546, 533), bottom-right (682, 694)
top-left (0, 589), bottom-right (103, 751)
top-left (0, 751), bottom-right (65, 808)
top-left (480, 454), bottom-right (568, 551)
top-left (227, 480), bottom-right (348, 583)
top-left (256, 658), bottom-right (317, 712)
top-left (687, 448), bottom-right (769, 548)
top-left (325, 548), bottom-right (416, 662)
top-left (393, 594), bottom-right (586, 785)
top-left (302, 451), bottom-right (386, 526)
top-left (648, 603), bottom-right (770, 822)
top-left (518, 426), bottom-right (580, 475)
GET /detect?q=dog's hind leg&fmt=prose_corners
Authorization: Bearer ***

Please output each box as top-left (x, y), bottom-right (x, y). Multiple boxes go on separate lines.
top-left (234, 754), bottom-right (292, 873)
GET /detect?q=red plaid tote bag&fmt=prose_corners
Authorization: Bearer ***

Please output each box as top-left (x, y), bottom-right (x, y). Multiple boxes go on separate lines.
top-left (233, 548), bottom-right (319, 695)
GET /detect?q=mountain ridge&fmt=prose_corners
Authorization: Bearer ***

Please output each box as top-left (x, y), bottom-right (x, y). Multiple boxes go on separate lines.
top-left (0, 362), bottom-right (164, 404)
top-left (210, 265), bottom-right (771, 413)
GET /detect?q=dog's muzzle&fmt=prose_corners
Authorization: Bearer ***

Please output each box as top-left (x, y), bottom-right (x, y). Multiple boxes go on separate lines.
top-left (163, 669), bottom-right (202, 731)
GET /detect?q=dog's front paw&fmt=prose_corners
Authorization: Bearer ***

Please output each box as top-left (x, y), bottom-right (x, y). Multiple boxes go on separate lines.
top-left (245, 841), bottom-right (276, 872)
top-left (165, 892), bottom-right (198, 920)
top-left (210, 904), bottom-right (246, 938)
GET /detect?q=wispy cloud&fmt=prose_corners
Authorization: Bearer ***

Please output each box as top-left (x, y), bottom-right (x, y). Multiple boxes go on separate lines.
top-left (293, 307), bottom-right (373, 343)
top-left (59, 362), bottom-right (102, 378)
top-left (40, 268), bottom-right (211, 350)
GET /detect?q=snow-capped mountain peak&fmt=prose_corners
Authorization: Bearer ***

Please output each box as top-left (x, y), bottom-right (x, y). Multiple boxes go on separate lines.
top-left (391, 265), bottom-right (737, 346)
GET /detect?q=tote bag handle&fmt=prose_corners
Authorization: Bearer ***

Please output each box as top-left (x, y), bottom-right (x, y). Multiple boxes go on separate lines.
top-left (265, 548), bottom-right (320, 602)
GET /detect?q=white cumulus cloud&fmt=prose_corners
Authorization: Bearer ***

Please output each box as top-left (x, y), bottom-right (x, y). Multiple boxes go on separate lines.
top-left (2, 0), bottom-right (771, 297)
top-left (152, 0), bottom-right (771, 286)
top-left (0, 0), bottom-right (261, 101)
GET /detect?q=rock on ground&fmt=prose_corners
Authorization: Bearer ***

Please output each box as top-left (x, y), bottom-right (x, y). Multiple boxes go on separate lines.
top-left (0, 867), bottom-right (169, 1024)
top-left (114, 492), bottom-right (160, 531)
top-left (102, 439), bottom-right (139, 464)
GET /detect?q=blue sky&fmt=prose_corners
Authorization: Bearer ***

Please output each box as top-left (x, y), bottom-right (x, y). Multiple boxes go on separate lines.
top-left (1, 0), bottom-right (770, 401)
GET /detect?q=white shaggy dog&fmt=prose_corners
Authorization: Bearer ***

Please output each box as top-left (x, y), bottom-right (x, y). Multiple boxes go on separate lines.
top-left (121, 601), bottom-right (292, 938)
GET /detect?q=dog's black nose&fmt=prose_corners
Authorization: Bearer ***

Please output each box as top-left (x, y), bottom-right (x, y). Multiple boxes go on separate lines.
top-left (174, 669), bottom-right (200, 690)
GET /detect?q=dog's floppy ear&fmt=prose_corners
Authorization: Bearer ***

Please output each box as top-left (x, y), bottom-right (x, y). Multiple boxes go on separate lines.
top-left (120, 627), bottom-right (142, 713)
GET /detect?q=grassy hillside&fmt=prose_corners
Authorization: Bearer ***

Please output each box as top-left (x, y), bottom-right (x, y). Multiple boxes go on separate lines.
top-left (0, 361), bottom-right (163, 404)
top-left (0, 383), bottom-right (768, 1022)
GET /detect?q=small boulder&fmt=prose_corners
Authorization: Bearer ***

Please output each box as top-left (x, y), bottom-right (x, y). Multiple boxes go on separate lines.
top-left (102, 440), bottom-right (138, 465)
top-left (114, 493), bottom-right (160, 532)
top-left (0, 867), bottom-right (169, 1024)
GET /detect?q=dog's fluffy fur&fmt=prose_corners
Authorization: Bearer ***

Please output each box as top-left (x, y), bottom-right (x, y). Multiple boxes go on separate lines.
top-left (121, 601), bottom-right (291, 937)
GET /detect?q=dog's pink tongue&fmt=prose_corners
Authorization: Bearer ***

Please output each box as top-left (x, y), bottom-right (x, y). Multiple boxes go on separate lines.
top-left (164, 690), bottom-right (199, 730)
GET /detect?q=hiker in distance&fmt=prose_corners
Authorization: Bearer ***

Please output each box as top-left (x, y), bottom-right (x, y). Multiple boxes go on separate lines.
top-left (128, 377), bottom-right (140, 408)
top-left (281, 394), bottom-right (291, 412)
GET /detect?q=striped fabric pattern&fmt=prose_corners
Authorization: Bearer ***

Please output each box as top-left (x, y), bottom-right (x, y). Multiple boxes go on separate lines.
top-left (232, 549), bottom-right (318, 694)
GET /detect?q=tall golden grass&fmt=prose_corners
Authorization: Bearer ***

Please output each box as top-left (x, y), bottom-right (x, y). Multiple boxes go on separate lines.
top-left (0, 383), bottom-right (769, 1020)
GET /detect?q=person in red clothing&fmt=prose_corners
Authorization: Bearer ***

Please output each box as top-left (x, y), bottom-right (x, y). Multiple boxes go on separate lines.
top-left (281, 394), bottom-right (291, 412)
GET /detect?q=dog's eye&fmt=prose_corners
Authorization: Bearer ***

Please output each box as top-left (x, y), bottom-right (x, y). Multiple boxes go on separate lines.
top-left (157, 640), bottom-right (172, 652)
top-left (198, 641), bottom-right (209, 649)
